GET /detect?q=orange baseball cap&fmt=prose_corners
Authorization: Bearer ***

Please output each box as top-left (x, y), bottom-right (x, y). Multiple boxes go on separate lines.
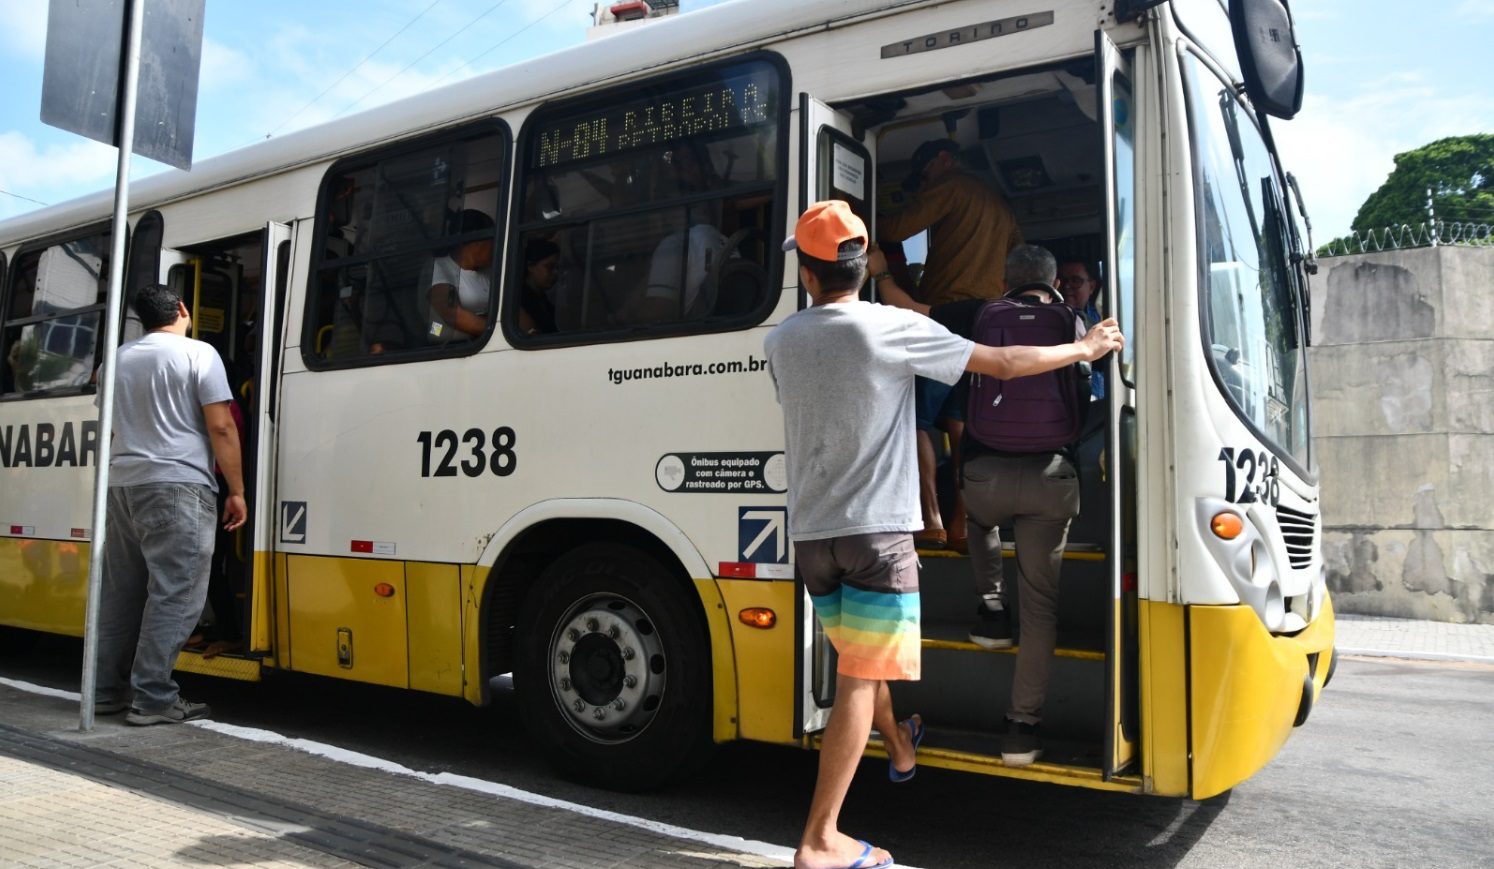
top-left (782, 200), bottom-right (868, 262)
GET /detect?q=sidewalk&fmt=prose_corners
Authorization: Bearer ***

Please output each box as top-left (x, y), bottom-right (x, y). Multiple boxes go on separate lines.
top-left (1334, 613), bottom-right (1494, 663)
top-left (0, 679), bottom-right (792, 869)
top-left (3, 613), bottom-right (1489, 868)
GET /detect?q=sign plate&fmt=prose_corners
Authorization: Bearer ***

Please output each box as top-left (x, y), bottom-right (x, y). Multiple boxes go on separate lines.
top-left (881, 11), bottom-right (1055, 59)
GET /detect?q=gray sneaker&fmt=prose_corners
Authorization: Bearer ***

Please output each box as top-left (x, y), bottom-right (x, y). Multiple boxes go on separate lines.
top-left (94, 698), bottom-right (129, 715)
top-left (969, 604), bottom-right (1013, 649)
top-left (125, 698), bottom-right (211, 726)
top-left (1001, 719), bottom-right (1042, 767)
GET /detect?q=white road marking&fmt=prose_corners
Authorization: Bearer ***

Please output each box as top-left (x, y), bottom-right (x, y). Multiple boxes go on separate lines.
top-left (2, 676), bottom-right (808, 867)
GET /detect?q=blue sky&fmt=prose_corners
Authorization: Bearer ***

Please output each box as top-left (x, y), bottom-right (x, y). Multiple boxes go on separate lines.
top-left (0, 0), bottom-right (1490, 239)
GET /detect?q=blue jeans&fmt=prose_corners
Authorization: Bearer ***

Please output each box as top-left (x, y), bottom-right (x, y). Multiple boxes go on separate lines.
top-left (95, 483), bottom-right (217, 713)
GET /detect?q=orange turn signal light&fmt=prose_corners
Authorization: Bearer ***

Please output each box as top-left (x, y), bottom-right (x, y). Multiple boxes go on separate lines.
top-left (1210, 512), bottom-right (1244, 540)
top-left (373, 582), bottom-right (396, 598)
top-left (738, 607), bottom-right (777, 629)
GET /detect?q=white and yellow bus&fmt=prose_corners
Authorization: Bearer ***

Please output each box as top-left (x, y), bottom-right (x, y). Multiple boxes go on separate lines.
top-left (0, 0), bottom-right (1332, 799)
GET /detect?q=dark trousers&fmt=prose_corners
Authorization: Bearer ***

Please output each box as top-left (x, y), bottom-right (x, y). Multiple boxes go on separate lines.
top-left (963, 452), bottom-right (1080, 724)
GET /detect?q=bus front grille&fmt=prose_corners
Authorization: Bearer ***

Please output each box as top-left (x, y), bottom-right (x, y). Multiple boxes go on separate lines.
top-left (1276, 504), bottom-right (1317, 570)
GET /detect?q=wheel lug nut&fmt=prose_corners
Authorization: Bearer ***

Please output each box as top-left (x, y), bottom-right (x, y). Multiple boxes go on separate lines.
top-left (586, 618), bottom-right (600, 632)
top-left (623, 675), bottom-right (637, 688)
top-left (593, 707), bottom-right (607, 720)
top-left (573, 699), bottom-right (584, 713)
top-left (559, 678), bottom-right (571, 691)
top-left (558, 651), bottom-right (569, 665)
top-left (621, 647), bottom-right (636, 660)
top-left (567, 628), bottom-right (581, 642)
top-left (613, 699), bottom-right (626, 711)
top-left (607, 625), bottom-right (620, 639)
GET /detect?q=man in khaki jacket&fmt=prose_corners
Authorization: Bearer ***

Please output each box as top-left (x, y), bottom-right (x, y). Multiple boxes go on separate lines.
top-left (878, 138), bottom-right (1024, 550)
top-left (879, 138), bottom-right (1023, 305)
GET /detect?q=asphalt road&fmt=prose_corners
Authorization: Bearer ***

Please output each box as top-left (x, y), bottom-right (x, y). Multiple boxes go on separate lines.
top-left (4, 636), bottom-right (1491, 869)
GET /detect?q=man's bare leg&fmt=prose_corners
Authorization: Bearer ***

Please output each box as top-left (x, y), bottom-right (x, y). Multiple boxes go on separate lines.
top-left (795, 674), bottom-right (896, 869)
top-left (876, 680), bottom-right (918, 777)
top-left (916, 429), bottom-right (944, 540)
top-left (945, 420), bottom-right (967, 551)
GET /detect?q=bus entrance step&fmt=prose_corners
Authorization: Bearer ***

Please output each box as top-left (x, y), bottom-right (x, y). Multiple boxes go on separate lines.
top-left (919, 622), bottom-right (1104, 660)
top-left (916, 542), bottom-right (1108, 561)
top-left (921, 637), bottom-right (1104, 660)
top-left (856, 724), bottom-right (1141, 793)
top-left (173, 649), bottom-right (262, 682)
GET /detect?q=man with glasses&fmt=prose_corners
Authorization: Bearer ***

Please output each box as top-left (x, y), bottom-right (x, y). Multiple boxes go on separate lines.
top-left (1057, 259), bottom-right (1101, 327)
top-left (1057, 259), bottom-right (1105, 399)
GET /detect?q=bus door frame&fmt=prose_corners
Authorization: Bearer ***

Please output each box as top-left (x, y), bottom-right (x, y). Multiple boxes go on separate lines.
top-left (161, 226), bottom-right (287, 658)
top-left (794, 94), bottom-right (875, 737)
top-left (246, 221), bottom-right (291, 654)
top-left (1098, 28), bottom-right (1140, 779)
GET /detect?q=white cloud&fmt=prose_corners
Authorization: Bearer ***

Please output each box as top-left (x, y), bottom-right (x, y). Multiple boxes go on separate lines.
top-left (1457, 0), bottom-right (1494, 20)
top-left (0, 0), bottom-right (48, 59)
top-left (1272, 77), bottom-right (1494, 241)
top-left (199, 37), bottom-right (256, 93)
top-left (0, 131), bottom-right (118, 221)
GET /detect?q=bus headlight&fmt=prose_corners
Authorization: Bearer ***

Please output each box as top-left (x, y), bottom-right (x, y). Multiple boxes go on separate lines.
top-left (1195, 497), bottom-right (1285, 632)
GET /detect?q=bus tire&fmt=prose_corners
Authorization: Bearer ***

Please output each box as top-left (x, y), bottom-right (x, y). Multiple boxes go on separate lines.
top-left (514, 542), bottom-right (713, 791)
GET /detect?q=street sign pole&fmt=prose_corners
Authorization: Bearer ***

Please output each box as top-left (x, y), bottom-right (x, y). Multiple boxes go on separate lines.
top-left (79, 0), bottom-right (145, 732)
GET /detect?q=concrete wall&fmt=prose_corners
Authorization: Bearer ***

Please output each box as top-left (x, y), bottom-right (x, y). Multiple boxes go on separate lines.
top-left (1309, 246), bottom-right (1494, 624)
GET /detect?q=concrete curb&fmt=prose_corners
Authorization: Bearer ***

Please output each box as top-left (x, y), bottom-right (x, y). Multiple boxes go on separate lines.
top-left (1337, 647), bottom-right (1494, 665)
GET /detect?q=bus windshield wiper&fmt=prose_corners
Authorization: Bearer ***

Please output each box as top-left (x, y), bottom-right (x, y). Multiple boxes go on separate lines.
top-left (1286, 172), bottom-right (1318, 276)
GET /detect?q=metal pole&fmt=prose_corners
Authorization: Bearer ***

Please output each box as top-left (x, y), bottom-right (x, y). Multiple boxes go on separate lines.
top-left (1428, 187), bottom-right (1439, 248)
top-left (79, 0), bottom-right (145, 732)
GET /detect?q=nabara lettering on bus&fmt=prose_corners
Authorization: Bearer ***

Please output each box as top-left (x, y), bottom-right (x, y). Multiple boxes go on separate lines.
top-left (0, 421), bottom-right (100, 468)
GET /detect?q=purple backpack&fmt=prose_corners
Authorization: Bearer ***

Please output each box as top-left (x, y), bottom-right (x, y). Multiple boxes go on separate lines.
top-left (965, 295), bottom-right (1087, 452)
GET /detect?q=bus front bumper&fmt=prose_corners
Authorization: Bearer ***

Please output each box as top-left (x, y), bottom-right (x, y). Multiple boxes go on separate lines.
top-left (1188, 593), bottom-right (1336, 799)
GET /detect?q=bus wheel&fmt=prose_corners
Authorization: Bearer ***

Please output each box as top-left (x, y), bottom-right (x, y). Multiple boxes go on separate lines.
top-left (515, 542), bottom-right (712, 791)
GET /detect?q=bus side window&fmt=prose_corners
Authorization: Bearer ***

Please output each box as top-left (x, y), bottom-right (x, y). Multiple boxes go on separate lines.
top-left (1, 229), bottom-right (112, 397)
top-left (510, 57), bottom-right (783, 342)
top-left (303, 125), bottom-right (508, 366)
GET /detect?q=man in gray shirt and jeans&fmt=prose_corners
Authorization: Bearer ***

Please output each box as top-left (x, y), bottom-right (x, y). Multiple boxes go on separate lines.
top-left (94, 283), bottom-right (247, 725)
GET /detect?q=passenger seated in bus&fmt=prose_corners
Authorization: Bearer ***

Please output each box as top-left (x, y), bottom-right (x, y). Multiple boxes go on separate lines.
top-left (871, 243), bottom-right (1110, 769)
top-left (616, 143), bottom-right (734, 324)
top-left (426, 209), bottom-right (495, 342)
top-left (649, 142), bottom-right (725, 318)
top-left (517, 238), bottom-right (561, 335)
top-left (878, 139), bottom-right (1025, 551)
top-left (634, 223), bottom-right (731, 322)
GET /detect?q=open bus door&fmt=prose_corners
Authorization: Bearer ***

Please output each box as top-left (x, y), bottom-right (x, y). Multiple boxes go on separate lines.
top-left (245, 222), bottom-right (291, 657)
top-left (796, 94), bottom-right (874, 737)
top-left (1097, 28), bottom-right (1140, 779)
top-left (162, 222), bottom-right (289, 681)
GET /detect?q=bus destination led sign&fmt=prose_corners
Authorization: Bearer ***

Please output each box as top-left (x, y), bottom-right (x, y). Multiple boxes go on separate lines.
top-left (533, 69), bottom-right (773, 169)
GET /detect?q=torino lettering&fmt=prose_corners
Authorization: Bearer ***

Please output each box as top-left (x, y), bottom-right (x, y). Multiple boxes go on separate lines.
top-left (0, 421), bottom-right (100, 469)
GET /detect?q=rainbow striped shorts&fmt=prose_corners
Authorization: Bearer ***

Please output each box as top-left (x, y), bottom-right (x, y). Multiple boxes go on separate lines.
top-left (797, 532), bottom-right (921, 681)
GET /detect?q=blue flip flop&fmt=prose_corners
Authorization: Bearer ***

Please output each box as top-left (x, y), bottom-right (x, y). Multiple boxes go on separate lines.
top-left (846, 839), bottom-right (894, 869)
top-left (888, 715), bottom-right (924, 783)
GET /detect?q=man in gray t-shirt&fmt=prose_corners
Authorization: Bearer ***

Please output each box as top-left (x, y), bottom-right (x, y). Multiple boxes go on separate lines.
top-left (767, 201), bottom-right (1123, 869)
top-left (94, 284), bottom-right (247, 726)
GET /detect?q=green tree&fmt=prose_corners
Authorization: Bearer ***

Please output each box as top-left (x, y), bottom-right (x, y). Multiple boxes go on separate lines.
top-left (1320, 134), bottom-right (1494, 254)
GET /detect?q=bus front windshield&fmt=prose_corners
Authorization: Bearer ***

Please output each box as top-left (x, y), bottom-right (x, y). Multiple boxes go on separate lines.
top-left (1184, 51), bottom-right (1310, 472)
